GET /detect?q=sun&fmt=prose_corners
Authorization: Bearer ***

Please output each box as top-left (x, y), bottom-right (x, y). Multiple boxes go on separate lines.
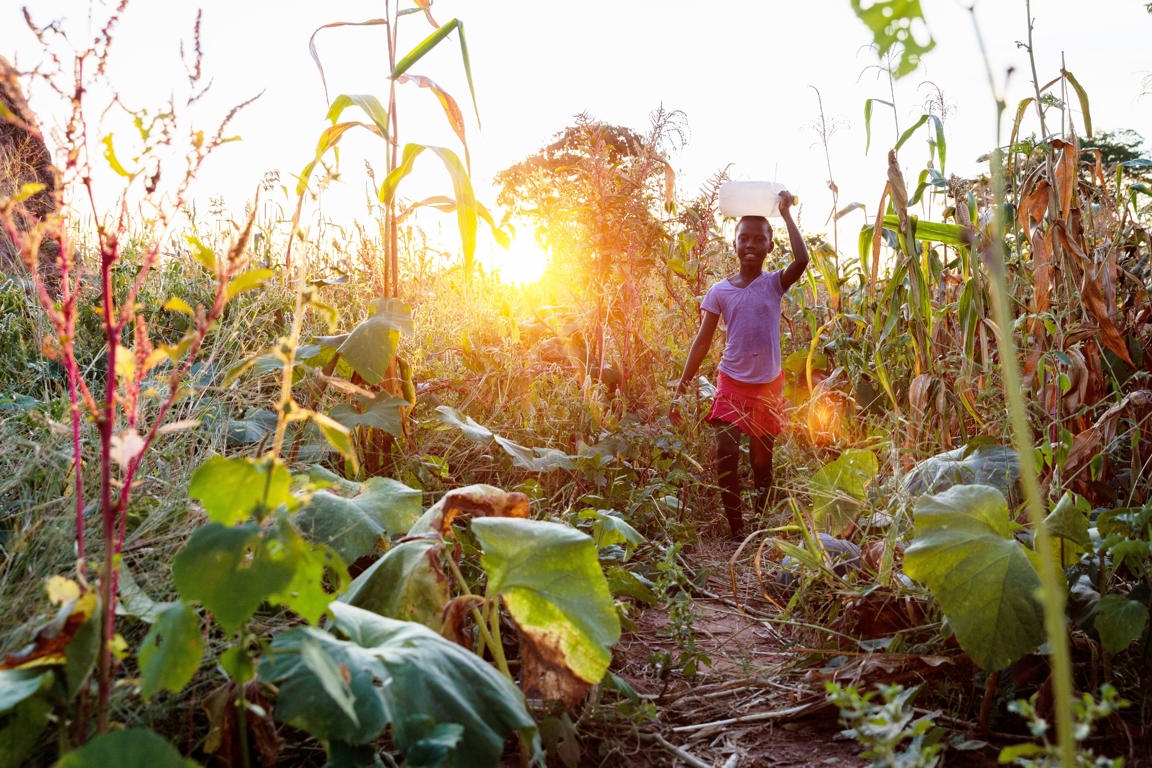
top-left (494, 230), bottom-right (550, 285)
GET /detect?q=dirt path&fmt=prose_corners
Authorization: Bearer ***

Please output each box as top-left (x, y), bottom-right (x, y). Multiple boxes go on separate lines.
top-left (608, 537), bottom-right (872, 767)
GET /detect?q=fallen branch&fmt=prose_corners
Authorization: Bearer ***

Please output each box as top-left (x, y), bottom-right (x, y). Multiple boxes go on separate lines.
top-left (669, 699), bottom-right (828, 734)
top-left (641, 731), bottom-right (712, 768)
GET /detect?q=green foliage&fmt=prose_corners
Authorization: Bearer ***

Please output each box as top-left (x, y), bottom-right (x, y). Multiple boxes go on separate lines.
top-left (475, 517), bottom-right (621, 686)
top-left (260, 601), bottom-right (540, 768)
top-left (341, 539), bottom-right (448, 630)
top-left (295, 475), bottom-right (423, 563)
top-left (850, 0), bottom-right (937, 79)
top-left (809, 448), bottom-right (878, 534)
top-left (52, 729), bottom-right (201, 768)
top-left (137, 602), bottom-right (204, 700)
top-left (905, 484), bottom-right (1045, 671)
top-left (826, 682), bottom-right (946, 767)
top-left (999, 685), bottom-right (1128, 767)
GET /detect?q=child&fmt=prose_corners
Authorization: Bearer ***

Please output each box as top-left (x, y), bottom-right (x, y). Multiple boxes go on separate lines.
top-left (670, 189), bottom-right (808, 539)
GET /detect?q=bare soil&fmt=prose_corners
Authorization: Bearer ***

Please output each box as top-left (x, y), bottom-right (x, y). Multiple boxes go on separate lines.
top-left (595, 534), bottom-right (1005, 768)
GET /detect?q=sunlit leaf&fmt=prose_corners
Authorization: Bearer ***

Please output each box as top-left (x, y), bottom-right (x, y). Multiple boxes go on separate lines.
top-left (474, 518), bottom-right (620, 705)
top-left (809, 449), bottom-right (878, 535)
top-left (309, 411), bottom-right (357, 472)
top-left (172, 522), bottom-right (296, 633)
top-left (138, 601), bottom-right (204, 700)
top-left (266, 520), bottom-right (349, 626)
top-left (850, 0), bottom-right (936, 79)
top-left (189, 456), bottom-right (293, 525)
top-left (1060, 68), bottom-right (1092, 137)
top-left (184, 235), bottom-right (217, 273)
top-left (163, 296), bottom-right (196, 316)
top-left (225, 268), bottom-right (274, 300)
top-left (326, 93), bottom-right (390, 141)
top-left (906, 484), bottom-right (1044, 671)
top-left (100, 134), bottom-right (133, 177)
top-left (398, 74), bottom-right (468, 166)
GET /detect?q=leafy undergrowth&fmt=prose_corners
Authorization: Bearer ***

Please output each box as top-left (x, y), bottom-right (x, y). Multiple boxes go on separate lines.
top-left (590, 530), bottom-right (1134, 768)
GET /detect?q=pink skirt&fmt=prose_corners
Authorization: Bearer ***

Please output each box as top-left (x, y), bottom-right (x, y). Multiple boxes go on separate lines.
top-left (707, 371), bottom-right (785, 437)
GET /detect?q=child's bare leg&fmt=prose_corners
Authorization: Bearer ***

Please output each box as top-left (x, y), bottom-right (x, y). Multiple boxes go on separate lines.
top-left (750, 432), bottom-right (776, 515)
top-left (715, 423), bottom-right (744, 538)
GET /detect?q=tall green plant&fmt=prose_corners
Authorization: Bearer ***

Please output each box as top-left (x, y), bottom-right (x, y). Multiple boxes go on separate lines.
top-left (298, 0), bottom-right (504, 294)
top-left (0, 6), bottom-right (266, 742)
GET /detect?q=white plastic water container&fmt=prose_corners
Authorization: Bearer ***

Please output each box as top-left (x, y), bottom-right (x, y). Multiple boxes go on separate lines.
top-left (718, 180), bottom-right (788, 218)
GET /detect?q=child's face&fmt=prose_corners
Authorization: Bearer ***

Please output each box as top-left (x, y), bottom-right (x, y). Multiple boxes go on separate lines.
top-left (734, 219), bottom-right (773, 263)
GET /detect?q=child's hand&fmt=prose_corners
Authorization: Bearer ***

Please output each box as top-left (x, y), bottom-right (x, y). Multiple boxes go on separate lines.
top-left (777, 188), bottom-right (794, 216)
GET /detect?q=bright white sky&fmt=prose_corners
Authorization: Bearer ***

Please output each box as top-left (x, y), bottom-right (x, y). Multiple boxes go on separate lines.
top-left (8, 1), bottom-right (1152, 262)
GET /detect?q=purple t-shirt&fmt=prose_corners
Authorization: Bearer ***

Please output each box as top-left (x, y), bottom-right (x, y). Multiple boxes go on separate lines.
top-left (700, 269), bottom-right (785, 384)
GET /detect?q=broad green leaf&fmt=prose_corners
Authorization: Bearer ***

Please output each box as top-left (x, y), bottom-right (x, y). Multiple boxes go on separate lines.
top-left (905, 484), bottom-right (1044, 671)
top-left (340, 539), bottom-right (449, 630)
top-left (225, 408), bottom-right (279, 447)
top-left (298, 634), bottom-right (359, 726)
top-left (138, 601), bottom-right (204, 700)
top-left (219, 645), bottom-right (256, 684)
top-left (53, 728), bottom-right (201, 768)
top-left (0, 671), bottom-right (51, 766)
top-left (189, 455), bottom-right (293, 524)
top-left (172, 522), bottom-right (296, 633)
top-left (330, 392), bottom-right (410, 437)
top-left (809, 449), bottom-right (878, 535)
top-left (474, 518), bottom-right (620, 687)
top-left (0, 668), bottom-right (52, 715)
top-left (1094, 595), bottom-right (1149, 654)
top-left (117, 565), bottom-right (165, 624)
top-left (266, 520), bottom-right (348, 626)
top-left (368, 297), bottom-right (415, 334)
top-left (261, 602), bottom-right (538, 767)
top-left (850, 0), bottom-right (936, 79)
top-left (401, 720), bottom-right (465, 768)
top-left (899, 441), bottom-right (1020, 505)
top-left (324, 313), bottom-right (402, 387)
top-left (1043, 492), bottom-right (1092, 549)
top-left (604, 566), bottom-right (659, 604)
top-left (296, 477), bottom-right (423, 563)
top-left (493, 435), bottom-right (579, 471)
top-left (433, 405), bottom-right (493, 442)
top-left (225, 268), bottom-right (274, 300)
top-left (580, 509), bottom-right (644, 549)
